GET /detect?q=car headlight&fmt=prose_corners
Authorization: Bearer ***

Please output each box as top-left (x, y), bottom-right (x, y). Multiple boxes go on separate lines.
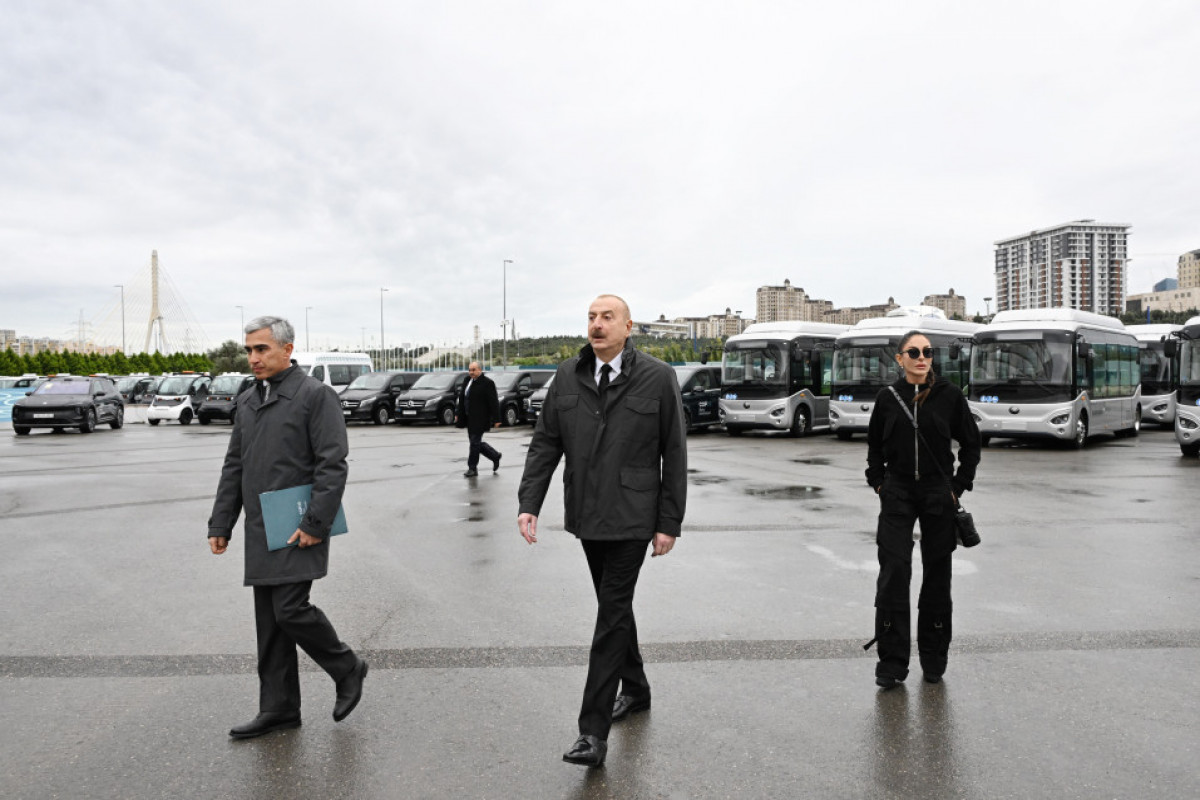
top-left (358, 395), bottom-right (376, 404)
top-left (425, 398), bottom-right (439, 408)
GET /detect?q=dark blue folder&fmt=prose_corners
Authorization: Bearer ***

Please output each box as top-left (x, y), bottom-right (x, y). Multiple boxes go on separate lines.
top-left (260, 484), bottom-right (349, 551)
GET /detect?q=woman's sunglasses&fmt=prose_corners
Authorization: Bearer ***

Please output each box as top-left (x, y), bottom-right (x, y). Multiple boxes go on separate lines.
top-left (900, 347), bottom-right (934, 359)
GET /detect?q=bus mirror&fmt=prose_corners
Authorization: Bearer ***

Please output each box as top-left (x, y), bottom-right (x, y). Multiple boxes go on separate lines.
top-left (948, 344), bottom-right (961, 360)
top-left (699, 353), bottom-right (709, 365)
top-left (1076, 340), bottom-right (1089, 360)
top-left (1164, 338), bottom-right (1177, 359)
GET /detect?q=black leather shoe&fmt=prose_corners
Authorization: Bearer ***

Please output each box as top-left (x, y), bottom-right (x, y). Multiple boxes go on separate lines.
top-left (229, 711), bottom-right (301, 739)
top-left (463, 469), bottom-right (478, 477)
top-left (563, 734), bottom-right (607, 767)
top-left (492, 454), bottom-right (501, 472)
top-left (923, 673), bottom-right (943, 684)
top-left (333, 659), bottom-right (368, 722)
top-left (876, 675), bottom-right (904, 690)
top-left (612, 693), bottom-right (651, 721)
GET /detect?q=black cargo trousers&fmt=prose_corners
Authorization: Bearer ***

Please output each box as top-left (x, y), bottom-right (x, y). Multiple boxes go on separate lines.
top-left (873, 477), bottom-right (957, 681)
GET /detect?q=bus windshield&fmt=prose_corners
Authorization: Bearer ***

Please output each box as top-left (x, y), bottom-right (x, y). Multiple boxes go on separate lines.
top-left (970, 332), bottom-right (1076, 402)
top-left (722, 342), bottom-right (787, 387)
top-left (1138, 342), bottom-right (1175, 395)
top-left (832, 343), bottom-right (896, 387)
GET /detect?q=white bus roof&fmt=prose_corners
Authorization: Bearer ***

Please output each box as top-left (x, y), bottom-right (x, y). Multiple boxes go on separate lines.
top-left (838, 315), bottom-right (980, 340)
top-left (727, 321), bottom-right (850, 343)
top-left (1181, 315), bottom-right (1200, 337)
top-left (1125, 323), bottom-right (1182, 342)
top-left (291, 351), bottom-right (373, 363)
top-left (987, 308), bottom-right (1125, 331)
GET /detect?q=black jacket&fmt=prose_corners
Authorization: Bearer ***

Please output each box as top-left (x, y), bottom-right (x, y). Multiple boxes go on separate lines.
top-left (457, 374), bottom-right (500, 435)
top-left (208, 366), bottom-right (349, 586)
top-left (866, 376), bottom-right (981, 496)
top-left (518, 339), bottom-right (687, 540)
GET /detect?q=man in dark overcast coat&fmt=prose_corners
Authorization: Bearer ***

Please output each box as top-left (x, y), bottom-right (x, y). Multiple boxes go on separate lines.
top-left (208, 315), bottom-right (367, 739)
top-left (456, 360), bottom-right (501, 477)
top-left (518, 294), bottom-right (687, 768)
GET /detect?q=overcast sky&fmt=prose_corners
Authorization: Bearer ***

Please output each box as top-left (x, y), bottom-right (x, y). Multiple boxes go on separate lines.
top-left (3, 0), bottom-right (1198, 351)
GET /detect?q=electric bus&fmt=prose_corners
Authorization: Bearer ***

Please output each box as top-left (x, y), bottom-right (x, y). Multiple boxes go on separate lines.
top-left (1126, 324), bottom-right (1181, 427)
top-left (969, 309), bottom-right (1140, 448)
top-left (827, 307), bottom-right (979, 440)
top-left (1165, 315), bottom-right (1200, 457)
top-left (718, 321), bottom-right (849, 436)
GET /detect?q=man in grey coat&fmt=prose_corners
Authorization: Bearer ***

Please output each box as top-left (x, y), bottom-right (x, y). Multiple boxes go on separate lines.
top-left (518, 294), bottom-right (687, 768)
top-left (208, 316), bottom-right (367, 739)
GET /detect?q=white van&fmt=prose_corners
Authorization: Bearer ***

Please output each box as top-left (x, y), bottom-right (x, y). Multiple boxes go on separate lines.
top-left (291, 352), bottom-right (374, 394)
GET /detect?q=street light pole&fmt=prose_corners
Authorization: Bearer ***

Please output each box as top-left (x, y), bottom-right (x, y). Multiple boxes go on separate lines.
top-left (503, 259), bottom-right (512, 366)
top-left (380, 288), bottom-right (388, 370)
top-left (305, 306), bottom-right (313, 351)
top-left (114, 285), bottom-right (125, 354)
top-left (235, 305), bottom-right (244, 342)
top-left (984, 296), bottom-right (993, 318)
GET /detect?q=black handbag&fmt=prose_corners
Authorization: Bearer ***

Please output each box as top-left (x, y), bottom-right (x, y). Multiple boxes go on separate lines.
top-left (887, 386), bottom-right (981, 548)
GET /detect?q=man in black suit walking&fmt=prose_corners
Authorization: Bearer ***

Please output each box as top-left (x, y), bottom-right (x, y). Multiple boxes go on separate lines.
top-left (518, 294), bottom-right (687, 768)
top-left (457, 361), bottom-right (501, 477)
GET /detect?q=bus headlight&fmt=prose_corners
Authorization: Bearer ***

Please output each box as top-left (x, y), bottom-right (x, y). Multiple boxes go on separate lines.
top-left (1180, 416), bottom-right (1199, 430)
top-left (770, 407), bottom-right (785, 418)
top-left (1050, 413), bottom-right (1070, 426)
top-left (971, 412), bottom-right (981, 422)
top-left (829, 408), bottom-right (840, 420)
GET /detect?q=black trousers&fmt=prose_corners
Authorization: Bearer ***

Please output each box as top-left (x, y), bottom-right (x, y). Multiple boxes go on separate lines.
top-left (578, 539), bottom-right (651, 740)
top-left (253, 581), bottom-right (358, 713)
top-left (466, 430), bottom-right (500, 470)
top-left (874, 480), bottom-right (956, 680)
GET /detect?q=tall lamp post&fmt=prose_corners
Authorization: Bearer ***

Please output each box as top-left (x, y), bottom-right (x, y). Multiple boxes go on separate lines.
top-left (380, 288), bottom-right (388, 370)
top-left (983, 296), bottom-right (993, 318)
top-left (305, 306), bottom-right (313, 351)
top-left (114, 284), bottom-right (125, 354)
top-left (502, 259), bottom-right (513, 366)
top-left (235, 305), bottom-right (244, 341)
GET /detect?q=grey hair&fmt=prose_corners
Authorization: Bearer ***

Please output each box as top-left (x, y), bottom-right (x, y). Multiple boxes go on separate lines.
top-left (245, 316), bottom-right (295, 346)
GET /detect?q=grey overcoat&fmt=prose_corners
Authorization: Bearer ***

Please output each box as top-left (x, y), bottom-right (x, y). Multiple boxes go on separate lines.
top-left (518, 340), bottom-right (687, 540)
top-left (207, 366), bottom-right (349, 586)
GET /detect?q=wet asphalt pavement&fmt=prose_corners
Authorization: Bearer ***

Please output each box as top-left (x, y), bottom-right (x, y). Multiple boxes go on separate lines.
top-left (0, 410), bottom-right (1197, 799)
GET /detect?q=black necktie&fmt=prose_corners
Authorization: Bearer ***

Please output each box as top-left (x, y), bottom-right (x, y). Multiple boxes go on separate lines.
top-left (598, 364), bottom-right (612, 408)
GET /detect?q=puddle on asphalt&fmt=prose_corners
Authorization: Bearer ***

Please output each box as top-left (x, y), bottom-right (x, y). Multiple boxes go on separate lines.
top-left (743, 485), bottom-right (824, 500)
top-left (791, 458), bottom-right (831, 466)
top-left (688, 470), bottom-right (728, 485)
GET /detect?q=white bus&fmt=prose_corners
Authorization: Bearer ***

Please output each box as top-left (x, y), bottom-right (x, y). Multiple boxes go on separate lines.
top-left (828, 307), bottom-right (979, 440)
top-left (718, 321), bottom-right (849, 436)
top-left (969, 309), bottom-right (1141, 448)
top-left (1165, 315), bottom-right (1200, 457)
top-left (1127, 324), bottom-right (1181, 427)
top-left (291, 351), bottom-right (374, 393)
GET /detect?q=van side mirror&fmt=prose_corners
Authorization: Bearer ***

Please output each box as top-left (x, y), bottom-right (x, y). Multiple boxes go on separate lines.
top-left (1164, 338), bottom-right (1177, 359)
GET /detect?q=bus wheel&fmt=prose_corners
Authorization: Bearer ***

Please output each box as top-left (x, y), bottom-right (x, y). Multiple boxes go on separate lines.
top-left (835, 430), bottom-right (853, 441)
top-left (1182, 442), bottom-right (1200, 457)
top-left (789, 407), bottom-right (810, 438)
top-left (1072, 415), bottom-right (1088, 449)
top-left (726, 425), bottom-right (745, 437)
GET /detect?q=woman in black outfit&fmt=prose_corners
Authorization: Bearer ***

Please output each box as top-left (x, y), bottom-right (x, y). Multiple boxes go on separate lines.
top-left (866, 330), bottom-right (980, 688)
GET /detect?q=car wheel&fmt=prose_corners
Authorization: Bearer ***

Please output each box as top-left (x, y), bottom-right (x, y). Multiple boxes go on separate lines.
top-left (683, 409), bottom-right (693, 431)
top-left (373, 404), bottom-right (390, 425)
top-left (148, 418), bottom-right (161, 426)
top-left (789, 406), bottom-right (810, 438)
top-left (13, 425), bottom-right (30, 436)
top-left (439, 405), bottom-right (455, 426)
top-left (1071, 414), bottom-right (1088, 449)
top-left (180, 409), bottom-right (193, 426)
top-left (198, 414), bottom-right (211, 426)
top-left (110, 405), bottom-right (124, 430)
top-left (80, 408), bottom-right (97, 434)
top-left (504, 405), bottom-right (519, 427)
top-left (835, 430), bottom-right (853, 441)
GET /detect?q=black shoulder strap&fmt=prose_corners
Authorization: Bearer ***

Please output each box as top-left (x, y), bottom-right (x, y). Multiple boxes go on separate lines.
top-left (887, 385), bottom-right (951, 483)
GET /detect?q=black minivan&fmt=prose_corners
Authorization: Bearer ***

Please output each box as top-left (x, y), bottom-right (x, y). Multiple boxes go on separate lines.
top-left (394, 371), bottom-right (469, 425)
top-left (491, 370), bottom-right (555, 426)
top-left (674, 365), bottom-right (722, 431)
top-left (341, 371), bottom-right (426, 425)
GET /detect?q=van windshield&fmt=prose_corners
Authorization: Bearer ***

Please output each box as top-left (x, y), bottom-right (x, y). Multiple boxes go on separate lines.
top-left (348, 374), bottom-right (391, 390)
top-left (410, 372), bottom-right (458, 390)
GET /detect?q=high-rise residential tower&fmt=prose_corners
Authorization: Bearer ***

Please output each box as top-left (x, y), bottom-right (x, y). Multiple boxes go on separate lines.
top-left (994, 220), bottom-right (1130, 315)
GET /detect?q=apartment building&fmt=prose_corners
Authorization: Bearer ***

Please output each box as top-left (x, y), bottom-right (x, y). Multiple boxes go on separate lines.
top-left (994, 220), bottom-right (1130, 315)
top-left (1180, 249), bottom-right (1200, 289)
top-left (922, 288), bottom-right (967, 319)
top-left (756, 279), bottom-right (825, 322)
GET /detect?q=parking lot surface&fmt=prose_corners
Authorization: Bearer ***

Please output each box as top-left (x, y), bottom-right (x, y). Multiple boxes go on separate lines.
top-left (1, 415), bottom-right (1197, 799)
